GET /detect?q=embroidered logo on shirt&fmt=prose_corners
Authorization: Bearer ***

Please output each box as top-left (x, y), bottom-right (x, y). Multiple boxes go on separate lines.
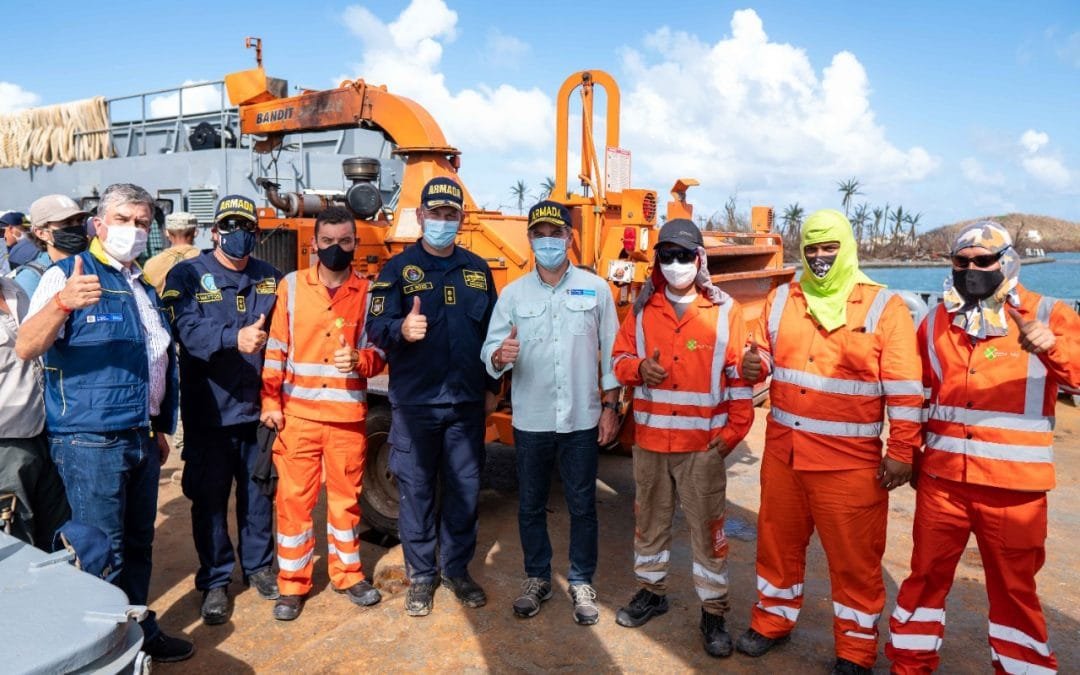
top-left (370, 296), bottom-right (385, 316)
top-left (86, 313), bottom-right (123, 323)
top-left (463, 270), bottom-right (487, 290)
top-left (371, 281), bottom-right (392, 289)
top-left (334, 317), bottom-right (345, 329)
top-left (984, 346), bottom-right (997, 360)
top-left (403, 265), bottom-right (425, 283)
top-left (255, 278), bottom-right (277, 294)
top-left (160, 289), bottom-right (180, 300)
top-left (200, 273), bottom-right (219, 292)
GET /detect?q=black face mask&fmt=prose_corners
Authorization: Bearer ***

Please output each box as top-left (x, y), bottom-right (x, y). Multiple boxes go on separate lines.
top-left (953, 268), bottom-right (1005, 302)
top-left (807, 254), bottom-right (837, 278)
top-left (50, 225), bottom-right (89, 255)
top-left (317, 244), bottom-right (354, 272)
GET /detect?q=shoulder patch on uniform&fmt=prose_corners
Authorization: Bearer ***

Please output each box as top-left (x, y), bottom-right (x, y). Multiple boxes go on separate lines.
top-left (403, 265), bottom-right (425, 283)
top-left (255, 278), bottom-right (277, 294)
top-left (200, 273), bottom-right (219, 293)
top-left (463, 269), bottom-right (488, 290)
top-left (370, 296), bottom-right (385, 316)
top-left (160, 289), bottom-right (180, 300)
top-left (371, 281), bottom-right (392, 289)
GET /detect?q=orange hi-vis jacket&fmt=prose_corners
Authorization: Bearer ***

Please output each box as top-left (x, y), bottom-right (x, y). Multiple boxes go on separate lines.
top-left (613, 292), bottom-right (753, 453)
top-left (261, 266), bottom-right (385, 423)
top-left (919, 285), bottom-right (1080, 491)
top-left (755, 282), bottom-right (923, 469)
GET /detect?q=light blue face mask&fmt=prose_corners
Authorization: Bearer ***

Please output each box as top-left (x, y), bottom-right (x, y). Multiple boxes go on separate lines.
top-left (422, 218), bottom-right (460, 249)
top-left (531, 236), bottom-right (568, 270)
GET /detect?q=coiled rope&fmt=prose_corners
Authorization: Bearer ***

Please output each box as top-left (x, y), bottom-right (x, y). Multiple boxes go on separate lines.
top-left (0, 97), bottom-right (112, 169)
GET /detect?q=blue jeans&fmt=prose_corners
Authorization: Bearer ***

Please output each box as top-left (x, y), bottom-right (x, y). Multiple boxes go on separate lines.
top-left (513, 427), bottom-right (599, 585)
top-left (50, 429), bottom-right (162, 640)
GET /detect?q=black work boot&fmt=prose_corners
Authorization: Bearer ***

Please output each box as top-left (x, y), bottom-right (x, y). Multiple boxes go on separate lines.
top-left (246, 568), bottom-right (280, 600)
top-left (338, 579), bottom-right (382, 607)
top-left (700, 609), bottom-right (734, 657)
top-left (143, 631), bottom-right (195, 662)
top-left (200, 586), bottom-right (230, 625)
top-left (441, 573), bottom-right (487, 608)
top-left (735, 627), bottom-right (791, 657)
top-left (832, 657), bottom-right (873, 675)
top-left (406, 580), bottom-right (438, 617)
top-left (614, 588), bottom-right (669, 628)
top-left (272, 595), bottom-right (304, 621)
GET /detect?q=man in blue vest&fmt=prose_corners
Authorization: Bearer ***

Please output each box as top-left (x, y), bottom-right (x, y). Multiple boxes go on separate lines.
top-left (163, 195), bottom-right (283, 626)
top-left (16, 183), bottom-right (194, 663)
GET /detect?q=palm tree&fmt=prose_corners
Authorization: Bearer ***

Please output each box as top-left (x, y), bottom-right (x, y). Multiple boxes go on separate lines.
top-left (781, 203), bottom-right (804, 255)
top-left (890, 205), bottom-right (906, 251)
top-left (510, 179), bottom-right (528, 215)
top-left (851, 202), bottom-right (870, 250)
top-left (837, 177), bottom-right (863, 217)
top-left (540, 177), bottom-right (556, 199)
top-left (904, 211), bottom-right (922, 250)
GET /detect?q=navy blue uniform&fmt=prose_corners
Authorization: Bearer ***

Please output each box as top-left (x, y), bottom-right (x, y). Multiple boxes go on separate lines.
top-left (163, 251), bottom-right (282, 591)
top-left (366, 242), bottom-right (498, 581)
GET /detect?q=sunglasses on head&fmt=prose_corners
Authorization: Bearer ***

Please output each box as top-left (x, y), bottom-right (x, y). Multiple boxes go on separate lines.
top-left (217, 217), bottom-right (257, 233)
top-left (656, 247), bottom-right (697, 265)
top-left (951, 248), bottom-right (1006, 269)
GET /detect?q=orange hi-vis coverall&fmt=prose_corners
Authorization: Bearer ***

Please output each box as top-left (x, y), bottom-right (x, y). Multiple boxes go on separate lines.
top-left (261, 266), bottom-right (385, 597)
top-left (612, 291), bottom-right (753, 612)
top-left (888, 286), bottom-right (1080, 675)
top-left (750, 282), bottom-right (923, 668)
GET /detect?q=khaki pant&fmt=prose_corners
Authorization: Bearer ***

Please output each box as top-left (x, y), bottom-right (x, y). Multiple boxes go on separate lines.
top-left (632, 445), bottom-right (730, 615)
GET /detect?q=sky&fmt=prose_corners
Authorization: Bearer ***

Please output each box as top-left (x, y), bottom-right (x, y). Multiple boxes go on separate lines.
top-left (3, 0), bottom-right (1078, 229)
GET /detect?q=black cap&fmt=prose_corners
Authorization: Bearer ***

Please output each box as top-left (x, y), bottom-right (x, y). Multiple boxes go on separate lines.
top-left (420, 177), bottom-right (464, 212)
top-left (655, 218), bottom-right (703, 250)
top-left (215, 195), bottom-right (257, 223)
top-left (528, 200), bottom-right (571, 229)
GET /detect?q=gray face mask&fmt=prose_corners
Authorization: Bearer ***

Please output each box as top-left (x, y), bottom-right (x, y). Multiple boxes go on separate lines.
top-left (807, 254), bottom-right (837, 278)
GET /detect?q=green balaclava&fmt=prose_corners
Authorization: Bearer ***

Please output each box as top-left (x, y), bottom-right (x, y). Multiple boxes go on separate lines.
top-left (799, 209), bottom-right (880, 332)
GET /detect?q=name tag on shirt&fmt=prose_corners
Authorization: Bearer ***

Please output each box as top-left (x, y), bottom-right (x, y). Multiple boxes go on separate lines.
top-left (568, 288), bottom-right (596, 297)
top-left (86, 313), bottom-right (123, 323)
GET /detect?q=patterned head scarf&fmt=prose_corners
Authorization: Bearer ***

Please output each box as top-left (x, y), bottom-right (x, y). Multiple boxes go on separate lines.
top-left (798, 209), bottom-right (880, 332)
top-left (941, 220), bottom-right (1020, 339)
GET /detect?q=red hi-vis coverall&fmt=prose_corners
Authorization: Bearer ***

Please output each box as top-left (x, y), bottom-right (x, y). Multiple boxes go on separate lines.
top-left (750, 282), bottom-right (922, 669)
top-left (888, 286), bottom-right (1080, 675)
top-left (261, 266), bottom-right (385, 597)
top-left (612, 291), bottom-right (753, 612)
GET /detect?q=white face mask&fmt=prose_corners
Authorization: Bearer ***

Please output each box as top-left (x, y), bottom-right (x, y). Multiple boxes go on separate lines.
top-left (102, 225), bottom-right (149, 263)
top-left (660, 261), bottom-right (698, 290)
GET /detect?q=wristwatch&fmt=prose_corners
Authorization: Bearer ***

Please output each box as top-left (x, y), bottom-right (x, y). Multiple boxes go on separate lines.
top-left (601, 401), bottom-right (619, 412)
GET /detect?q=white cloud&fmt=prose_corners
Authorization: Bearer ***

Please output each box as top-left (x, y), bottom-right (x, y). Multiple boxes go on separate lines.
top-left (1019, 129), bottom-right (1049, 154)
top-left (148, 81), bottom-right (224, 118)
top-left (483, 29), bottom-right (529, 67)
top-left (0, 82), bottom-right (41, 114)
top-left (618, 9), bottom-right (939, 209)
top-left (960, 157), bottom-right (1006, 187)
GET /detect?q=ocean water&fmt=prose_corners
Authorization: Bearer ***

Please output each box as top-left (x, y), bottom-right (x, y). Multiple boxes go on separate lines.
top-left (858, 251), bottom-right (1080, 300)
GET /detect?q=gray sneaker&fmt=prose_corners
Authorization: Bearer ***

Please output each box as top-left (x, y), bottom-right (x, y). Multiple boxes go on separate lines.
top-left (512, 577), bottom-right (552, 618)
top-left (569, 583), bottom-right (599, 625)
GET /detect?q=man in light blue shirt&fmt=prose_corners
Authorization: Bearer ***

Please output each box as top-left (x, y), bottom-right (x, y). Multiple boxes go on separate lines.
top-left (482, 199), bottom-right (619, 626)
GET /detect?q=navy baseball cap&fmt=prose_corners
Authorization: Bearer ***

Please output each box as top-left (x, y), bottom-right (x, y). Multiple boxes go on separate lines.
top-left (420, 177), bottom-right (464, 212)
top-left (655, 218), bottom-right (704, 250)
top-left (215, 194), bottom-right (257, 223)
top-left (528, 200), bottom-right (571, 229)
top-left (0, 211), bottom-right (27, 227)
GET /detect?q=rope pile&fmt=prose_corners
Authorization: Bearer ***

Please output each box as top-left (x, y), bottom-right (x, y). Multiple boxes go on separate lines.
top-left (0, 97), bottom-right (112, 169)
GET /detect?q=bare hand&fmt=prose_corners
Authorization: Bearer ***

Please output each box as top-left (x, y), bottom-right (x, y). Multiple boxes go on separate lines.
top-left (639, 348), bottom-right (668, 386)
top-left (156, 432), bottom-right (171, 464)
top-left (1007, 306), bottom-right (1056, 354)
top-left (598, 407), bottom-right (619, 445)
top-left (261, 410), bottom-right (284, 431)
top-left (402, 296), bottom-right (427, 342)
top-left (237, 313), bottom-right (268, 353)
top-left (742, 334), bottom-right (762, 382)
top-left (59, 256), bottom-right (101, 310)
top-left (877, 456), bottom-right (912, 491)
top-left (496, 325), bottom-right (519, 369)
top-left (708, 435), bottom-right (732, 456)
top-left (334, 334), bottom-right (359, 373)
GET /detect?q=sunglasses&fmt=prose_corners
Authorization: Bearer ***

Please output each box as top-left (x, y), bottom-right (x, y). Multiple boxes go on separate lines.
top-left (217, 217), bottom-right (258, 234)
top-left (656, 248), bottom-right (697, 264)
top-left (951, 249), bottom-right (1006, 269)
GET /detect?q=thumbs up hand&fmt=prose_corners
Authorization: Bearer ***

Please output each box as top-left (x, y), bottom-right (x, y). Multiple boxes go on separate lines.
top-left (401, 295), bottom-right (428, 342)
top-left (334, 333), bottom-right (359, 373)
top-left (494, 325), bottom-right (520, 370)
top-left (639, 347), bottom-right (669, 386)
top-left (742, 332), bottom-right (763, 382)
top-left (237, 312), bottom-right (268, 354)
top-left (58, 256), bottom-right (102, 311)
top-left (1007, 305), bottom-right (1055, 354)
